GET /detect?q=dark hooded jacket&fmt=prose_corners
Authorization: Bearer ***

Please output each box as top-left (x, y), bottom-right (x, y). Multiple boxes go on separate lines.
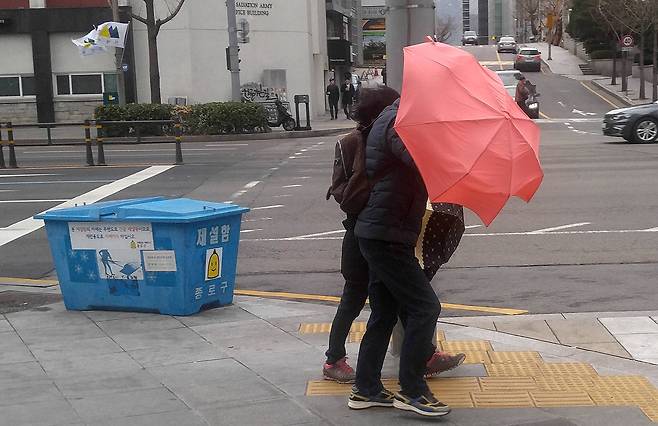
top-left (354, 99), bottom-right (428, 246)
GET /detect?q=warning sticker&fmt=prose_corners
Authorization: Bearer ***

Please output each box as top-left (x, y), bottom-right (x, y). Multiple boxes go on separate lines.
top-left (205, 247), bottom-right (223, 281)
top-left (143, 250), bottom-right (177, 272)
top-left (69, 222), bottom-right (154, 251)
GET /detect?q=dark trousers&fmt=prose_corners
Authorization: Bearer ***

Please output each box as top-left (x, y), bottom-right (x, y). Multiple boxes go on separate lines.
top-left (343, 102), bottom-right (352, 119)
top-left (326, 217), bottom-right (369, 364)
top-left (355, 237), bottom-right (441, 399)
top-left (329, 98), bottom-right (339, 119)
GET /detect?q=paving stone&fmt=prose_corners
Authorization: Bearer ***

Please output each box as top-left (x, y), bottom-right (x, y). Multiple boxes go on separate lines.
top-left (0, 361), bottom-right (49, 387)
top-left (575, 342), bottom-right (632, 358)
top-left (599, 317), bottom-right (658, 335)
top-left (17, 323), bottom-right (105, 345)
top-left (29, 336), bottom-right (123, 362)
top-left (546, 319), bottom-right (616, 345)
top-left (55, 370), bottom-right (165, 398)
top-left (614, 333), bottom-right (658, 359)
top-left (0, 346), bottom-right (35, 364)
top-left (0, 398), bottom-right (82, 426)
top-left (541, 406), bottom-right (654, 425)
top-left (0, 380), bottom-right (62, 407)
top-left (68, 387), bottom-right (187, 422)
top-left (96, 316), bottom-right (185, 336)
top-left (91, 410), bottom-right (208, 426)
top-left (238, 298), bottom-right (336, 320)
top-left (440, 317), bottom-right (496, 330)
top-left (563, 311), bottom-right (658, 320)
top-left (174, 304), bottom-right (256, 327)
top-left (636, 357), bottom-right (658, 365)
top-left (84, 310), bottom-right (162, 322)
top-left (199, 397), bottom-right (319, 426)
top-left (110, 327), bottom-right (208, 351)
top-left (128, 342), bottom-right (228, 367)
top-left (0, 319), bottom-right (12, 332)
top-left (39, 351), bottom-right (144, 380)
top-left (494, 319), bottom-right (560, 343)
top-left (6, 310), bottom-right (91, 331)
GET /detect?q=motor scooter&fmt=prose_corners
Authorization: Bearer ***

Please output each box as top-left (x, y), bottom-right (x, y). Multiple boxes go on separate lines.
top-left (268, 99), bottom-right (296, 131)
top-left (524, 81), bottom-right (541, 119)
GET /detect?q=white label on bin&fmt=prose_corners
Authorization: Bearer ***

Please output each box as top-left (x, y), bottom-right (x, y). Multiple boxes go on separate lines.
top-left (143, 250), bottom-right (177, 272)
top-left (96, 249), bottom-right (144, 280)
top-left (69, 222), bottom-right (154, 251)
top-left (205, 247), bottom-right (223, 281)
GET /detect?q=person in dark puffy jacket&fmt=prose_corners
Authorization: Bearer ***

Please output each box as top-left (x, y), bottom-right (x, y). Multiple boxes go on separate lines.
top-left (347, 99), bottom-right (451, 418)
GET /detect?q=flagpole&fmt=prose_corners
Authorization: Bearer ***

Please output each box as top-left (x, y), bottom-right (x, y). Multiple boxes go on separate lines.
top-left (110, 0), bottom-right (126, 105)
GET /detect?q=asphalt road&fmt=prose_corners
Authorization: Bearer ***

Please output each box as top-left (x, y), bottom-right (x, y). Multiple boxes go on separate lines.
top-left (1, 56), bottom-right (656, 316)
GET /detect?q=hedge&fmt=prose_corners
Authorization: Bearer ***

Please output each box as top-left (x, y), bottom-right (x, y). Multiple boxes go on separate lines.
top-left (94, 102), bottom-right (269, 137)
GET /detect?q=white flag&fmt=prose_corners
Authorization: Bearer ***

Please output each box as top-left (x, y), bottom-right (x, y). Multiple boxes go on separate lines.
top-left (72, 28), bottom-right (107, 56)
top-left (96, 21), bottom-right (129, 48)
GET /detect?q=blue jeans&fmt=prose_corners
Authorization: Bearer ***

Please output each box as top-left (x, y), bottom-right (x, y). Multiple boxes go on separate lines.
top-left (355, 237), bottom-right (441, 398)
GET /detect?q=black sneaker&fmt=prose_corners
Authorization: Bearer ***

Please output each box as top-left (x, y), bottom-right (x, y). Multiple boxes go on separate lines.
top-left (347, 386), bottom-right (395, 410)
top-left (393, 391), bottom-right (451, 417)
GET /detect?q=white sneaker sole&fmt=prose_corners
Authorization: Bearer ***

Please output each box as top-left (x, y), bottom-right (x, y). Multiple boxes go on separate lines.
top-left (348, 400), bottom-right (394, 410)
top-left (393, 399), bottom-right (451, 417)
top-left (323, 374), bottom-right (355, 384)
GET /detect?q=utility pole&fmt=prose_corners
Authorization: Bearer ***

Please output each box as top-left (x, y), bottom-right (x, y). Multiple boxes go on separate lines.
top-left (226, 0), bottom-right (242, 102)
top-left (110, 0), bottom-right (126, 105)
top-left (385, 0), bottom-right (435, 92)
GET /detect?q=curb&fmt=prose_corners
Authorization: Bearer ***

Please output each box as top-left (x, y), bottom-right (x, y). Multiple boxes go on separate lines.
top-left (8, 127), bottom-right (353, 147)
top-left (591, 79), bottom-right (633, 107)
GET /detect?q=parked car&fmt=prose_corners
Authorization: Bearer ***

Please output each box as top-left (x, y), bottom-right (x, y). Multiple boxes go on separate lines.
top-left (603, 102), bottom-right (658, 143)
top-left (462, 31), bottom-right (478, 45)
top-left (514, 47), bottom-right (542, 72)
top-left (495, 70), bottom-right (541, 119)
top-left (496, 36), bottom-right (518, 53)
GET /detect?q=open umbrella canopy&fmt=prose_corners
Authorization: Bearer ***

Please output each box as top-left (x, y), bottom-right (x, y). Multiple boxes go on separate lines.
top-left (394, 39), bottom-right (543, 226)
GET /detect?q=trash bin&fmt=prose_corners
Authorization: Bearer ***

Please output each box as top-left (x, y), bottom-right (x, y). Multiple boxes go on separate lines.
top-left (35, 197), bottom-right (249, 316)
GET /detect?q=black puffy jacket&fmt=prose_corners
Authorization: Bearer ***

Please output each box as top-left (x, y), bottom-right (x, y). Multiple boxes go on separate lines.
top-left (354, 99), bottom-right (428, 246)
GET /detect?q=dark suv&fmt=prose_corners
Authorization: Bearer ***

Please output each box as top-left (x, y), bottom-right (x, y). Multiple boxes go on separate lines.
top-left (462, 31), bottom-right (478, 46)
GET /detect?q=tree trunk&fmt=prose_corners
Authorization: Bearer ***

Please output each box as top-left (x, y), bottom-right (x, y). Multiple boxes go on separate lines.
top-left (611, 41), bottom-right (617, 86)
top-left (145, 0), bottom-right (161, 104)
top-left (651, 27), bottom-right (658, 102)
top-left (639, 32), bottom-right (646, 100)
top-left (622, 49), bottom-right (628, 93)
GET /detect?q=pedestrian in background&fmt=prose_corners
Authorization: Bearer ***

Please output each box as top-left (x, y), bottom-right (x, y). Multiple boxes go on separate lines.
top-left (348, 98), bottom-right (451, 417)
top-left (515, 74), bottom-right (529, 112)
top-left (326, 78), bottom-right (340, 120)
top-left (341, 73), bottom-right (356, 119)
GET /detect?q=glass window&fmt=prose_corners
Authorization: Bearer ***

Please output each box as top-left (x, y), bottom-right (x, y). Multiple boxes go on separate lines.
top-left (56, 75), bottom-right (70, 95)
top-left (0, 76), bottom-right (21, 97)
top-left (21, 76), bottom-right (36, 96)
top-left (103, 73), bottom-right (118, 93)
top-left (71, 74), bottom-right (102, 95)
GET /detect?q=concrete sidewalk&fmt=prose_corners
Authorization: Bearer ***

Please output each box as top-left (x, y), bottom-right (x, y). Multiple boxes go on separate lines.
top-left (1, 283), bottom-right (658, 425)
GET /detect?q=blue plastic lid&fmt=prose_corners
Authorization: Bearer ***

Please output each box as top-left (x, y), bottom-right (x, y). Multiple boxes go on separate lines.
top-left (35, 197), bottom-right (249, 223)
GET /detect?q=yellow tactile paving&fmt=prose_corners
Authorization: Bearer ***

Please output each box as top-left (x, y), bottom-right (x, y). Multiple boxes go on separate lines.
top-left (487, 351), bottom-right (543, 364)
top-left (531, 391), bottom-right (595, 407)
top-left (435, 329), bottom-right (446, 342)
top-left (479, 377), bottom-right (537, 392)
top-left (347, 328), bottom-right (446, 344)
top-left (440, 340), bottom-right (493, 352)
top-left (304, 329), bottom-right (658, 423)
top-left (346, 331), bottom-right (364, 343)
top-left (299, 323), bottom-right (333, 334)
top-left (472, 391), bottom-right (534, 408)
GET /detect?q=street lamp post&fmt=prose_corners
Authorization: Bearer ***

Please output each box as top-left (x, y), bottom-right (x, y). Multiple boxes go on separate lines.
top-left (226, 0), bottom-right (242, 102)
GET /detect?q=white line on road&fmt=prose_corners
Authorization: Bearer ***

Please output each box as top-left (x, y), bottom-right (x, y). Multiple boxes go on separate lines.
top-left (282, 184), bottom-right (302, 188)
top-left (528, 222), bottom-right (591, 234)
top-left (0, 174), bottom-right (58, 178)
top-left (293, 176), bottom-right (311, 180)
top-left (465, 225), bottom-right (482, 229)
top-left (0, 180), bottom-right (112, 185)
top-left (240, 229), bottom-right (263, 233)
top-left (271, 194), bottom-right (292, 198)
top-left (250, 205), bottom-right (284, 211)
top-left (0, 199), bottom-right (68, 204)
top-left (205, 143), bottom-right (249, 147)
top-left (535, 118), bottom-right (601, 124)
top-left (244, 181), bottom-right (261, 189)
top-left (292, 230), bottom-right (346, 239)
top-left (0, 165), bottom-right (175, 248)
top-left (243, 217), bottom-right (272, 222)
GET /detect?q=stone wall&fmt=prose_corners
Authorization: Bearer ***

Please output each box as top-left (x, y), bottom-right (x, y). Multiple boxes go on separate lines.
top-left (0, 100), bottom-right (38, 124)
top-left (53, 99), bottom-right (102, 122)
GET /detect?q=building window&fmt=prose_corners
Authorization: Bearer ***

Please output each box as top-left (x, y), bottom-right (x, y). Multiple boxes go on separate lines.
top-left (55, 73), bottom-right (117, 96)
top-left (0, 75), bottom-right (36, 97)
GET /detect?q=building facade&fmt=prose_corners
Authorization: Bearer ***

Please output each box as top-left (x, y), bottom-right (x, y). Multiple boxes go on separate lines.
top-left (0, 0), bottom-right (329, 124)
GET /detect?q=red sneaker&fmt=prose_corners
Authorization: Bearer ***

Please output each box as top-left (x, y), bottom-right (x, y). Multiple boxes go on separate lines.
top-left (323, 357), bottom-right (356, 384)
top-left (425, 351), bottom-right (466, 378)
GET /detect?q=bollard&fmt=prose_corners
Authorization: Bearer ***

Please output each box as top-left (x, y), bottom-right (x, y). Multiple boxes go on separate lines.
top-left (7, 122), bottom-right (18, 168)
top-left (0, 124), bottom-right (5, 169)
top-left (46, 127), bottom-right (53, 146)
top-left (174, 122), bottom-right (183, 165)
top-left (84, 120), bottom-right (94, 166)
top-left (96, 123), bottom-right (106, 166)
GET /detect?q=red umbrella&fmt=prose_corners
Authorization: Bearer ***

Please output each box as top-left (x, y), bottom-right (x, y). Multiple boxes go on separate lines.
top-left (394, 39), bottom-right (543, 226)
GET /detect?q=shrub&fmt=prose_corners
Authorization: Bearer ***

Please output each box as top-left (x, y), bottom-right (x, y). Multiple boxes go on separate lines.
top-left (94, 102), bottom-right (269, 137)
top-left (589, 50), bottom-right (614, 60)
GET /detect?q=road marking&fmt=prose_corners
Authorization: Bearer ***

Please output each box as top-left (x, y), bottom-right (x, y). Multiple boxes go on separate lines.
top-left (528, 222), bottom-right (591, 234)
top-left (0, 165), bottom-right (174, 248)
top-left (243, 217), bottom-right (272, 222)
top-left (244, 181), bottom-right (261, 189)
top-left (250, 205), bottom-right (284, 211)
top-left (536, 118), bottom-right (601, 123)
top-left (0, 199), bottom-right (68, 204)
top-left (0, 190), bottom-right (16, 193)
top-left (240, 229), bottom-right (263, 233)
top-left (0, 174), bottom-right (58, 178)
top-left (539, 111), bottom-right (551, 119)
top-left (292, 230), bottom-right (345, 239)
top-left (205, 143), bottom-right (249, 147)
top-left (495, 51), bottom-right (504, 70)
top-left (0, 277), bottom-right (59, 288)
top-left (282, 184), bottom-right (302, 188)
top-left (293, 176), bottom-right (311, 180)
top-left (22, 148), bottom-right (239, 154)
top-left (271, 194), bottom-right (292, 198)
top-left (480, 60), bottom-right (514, 68)
top-left (580, 81), bottom-right (620, 109)
top-left (465, 225), bottom-right (482, 229)
top-left (234, 289), bottom-right (527, 315)
top-left (572, 108), bottom-right (597, 117)
top-left (0, 180), bottom-right (112, 185)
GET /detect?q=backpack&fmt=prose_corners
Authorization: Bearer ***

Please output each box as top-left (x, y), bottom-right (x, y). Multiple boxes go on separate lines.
top-left (326, 129), bottom-right (371, 216)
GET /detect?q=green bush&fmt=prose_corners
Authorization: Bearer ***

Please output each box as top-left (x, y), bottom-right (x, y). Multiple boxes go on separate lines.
top-left (589, 50), bottom-right (614, 60)
top-left (94, 102), bottom-right (268, 137)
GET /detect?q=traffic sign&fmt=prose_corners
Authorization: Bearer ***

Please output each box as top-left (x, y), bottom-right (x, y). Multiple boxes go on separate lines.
top-left (621, 35), bottom-right (634, 48)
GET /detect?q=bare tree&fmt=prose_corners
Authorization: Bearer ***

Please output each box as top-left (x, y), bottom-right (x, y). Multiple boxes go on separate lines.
top-left (131, 0), bottom-right (187, 104)
top-left (517, 0), bottom-right (540, 41)
top-left (435, 15), bottom-right (456, 43)
top-left (597, 0), bottom-right (628, 86)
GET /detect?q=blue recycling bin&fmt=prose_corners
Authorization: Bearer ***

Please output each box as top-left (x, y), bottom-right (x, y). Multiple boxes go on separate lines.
top-left (35, 197), bottom-right (249, 316)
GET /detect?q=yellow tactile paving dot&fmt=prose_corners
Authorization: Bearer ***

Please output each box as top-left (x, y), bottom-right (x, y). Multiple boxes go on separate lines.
top-left (487, 351), bottom-right (543, 364)
top-left (588, 390), bottom-right (658, 406)
top-left (428, 377), bottom-right (481, 393)
top-left (539, 363), bottom-right (598, 376)
top-left (436, 329), bottom-right (446, 342)
top-left (446, 350), bottom-right (490, 364)
top-left (485, 362), bottom-right (543, 377)
top-left (440, 340), bottom-right (493, 352)
top-left (433, 391), bottom-right (475, 408)
top-left (471, 391), bottom-right (534, 408)
top-left (299, 323), bottom-right (333, 334)
top-left (594, 376), bottom-right (657, 390)
top-left (479, 377), bottom-right (537, 392)
top-left (347, 328), bottom-right (447, 344)
top-left (534, 376), bottom-right (597, 391)
top-left (639, 404), bottom-right (658, 423)
top-left (306, 380), bottom-right (352, 396)
top-left (531, 391), bottom-right (595, 407)
top-left (346, 331), bottom-right (364, 343)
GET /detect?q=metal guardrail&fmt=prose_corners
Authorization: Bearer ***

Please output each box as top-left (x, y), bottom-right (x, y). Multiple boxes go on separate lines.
top-left (0, 119), bottom-right (184, 168)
